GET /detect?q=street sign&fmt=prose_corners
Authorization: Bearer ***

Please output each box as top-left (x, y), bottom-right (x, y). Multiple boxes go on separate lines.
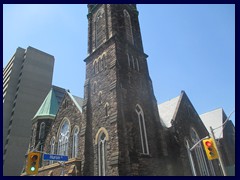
top-left (43, 153), bottom-right (68, 162)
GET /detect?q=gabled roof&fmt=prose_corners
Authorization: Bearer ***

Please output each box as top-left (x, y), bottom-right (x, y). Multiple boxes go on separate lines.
top-left (200, 108), bottom-right (225, 139)
top-left (32, 86), bottom-right (66, 122)
top-left (66, 91), bottom-right (83, 113)
top-left (158, 95), bottom-right (181, 128)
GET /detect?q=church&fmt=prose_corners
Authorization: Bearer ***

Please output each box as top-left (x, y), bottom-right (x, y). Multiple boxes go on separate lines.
top-left (21, 4), bottom-right (234, 176)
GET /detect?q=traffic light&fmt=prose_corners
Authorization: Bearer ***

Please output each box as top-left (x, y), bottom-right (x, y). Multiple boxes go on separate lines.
top-left (202, 138), bottom-right (219, 160)
top-left (26, 152), bottom-right (40, 175)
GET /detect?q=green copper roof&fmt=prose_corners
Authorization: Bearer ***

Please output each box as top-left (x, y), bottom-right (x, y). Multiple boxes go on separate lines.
top-left (32, 88), bottom-right (60, 121)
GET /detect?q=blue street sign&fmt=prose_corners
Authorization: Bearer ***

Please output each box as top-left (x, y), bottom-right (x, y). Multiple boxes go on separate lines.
top-left (43, 153), bottom-right (68, 162)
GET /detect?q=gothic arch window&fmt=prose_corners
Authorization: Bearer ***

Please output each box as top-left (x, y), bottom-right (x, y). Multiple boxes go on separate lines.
top-left (50, 137), bottom-right (55, 164)
top-left (93, 81), bottom-right (97, 94)
top-left (127, 53), bottom-right (131, 67)
top-left (93, 60), bottom-right (99, 74)
top-left (98, 91), bottom-right (102, 104)
top-left (99, 58), bottom-right (103, 72)
top-left (104, 103), bottom-right (109, 117)
top-left (100, 55), bottom-right (106, 71)
top-left (95, 9), bottom-right (106, 48)
top-left (72, 126), bottom-right (79, 158)
top-left (135, 58), bottom-right (140, 72)
top-left (57, 119), bottom-right (70, 156)
top-left (123, 9), bottom-right (134, 45)
top-left (39, 122), bottom-right (45, 140)
top-left (32, 127), bottom-right (36, 146)
top-left (95, 128), bottom-right (109, 176)
top-left (131, 55), bottom-right (135, 69)
top-left (189, 128), bottom-right (211, 176)
top-left (135, 104), bottom-right (149, 154)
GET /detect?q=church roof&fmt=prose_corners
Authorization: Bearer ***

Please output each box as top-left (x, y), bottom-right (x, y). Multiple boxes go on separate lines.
top-left (32, 86), bottom-right (66, 121)
top-left (66, 91), bottom-right (83, 113)
top-left (158, 95), bottom-right (181, 128)
top-left (200, 108), bottom-right (225, 139)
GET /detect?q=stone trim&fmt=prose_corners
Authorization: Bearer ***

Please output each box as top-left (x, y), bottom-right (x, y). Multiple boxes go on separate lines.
top-left (94, 127), bottom-right (109, 144)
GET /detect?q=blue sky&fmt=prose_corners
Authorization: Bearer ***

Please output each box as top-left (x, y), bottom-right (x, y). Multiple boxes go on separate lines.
top-left (3, 4), bottom-right (235, 124)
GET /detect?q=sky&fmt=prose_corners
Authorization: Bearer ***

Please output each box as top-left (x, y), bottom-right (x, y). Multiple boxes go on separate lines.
top-left (3, 4), bottom-right (235, 125)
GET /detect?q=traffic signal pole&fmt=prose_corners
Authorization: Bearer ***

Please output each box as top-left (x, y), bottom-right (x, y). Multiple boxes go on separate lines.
top-left (210, 126), bottom-right (227, 176)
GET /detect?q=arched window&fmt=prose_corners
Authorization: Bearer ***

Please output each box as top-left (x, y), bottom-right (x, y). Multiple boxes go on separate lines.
top-left (93, 81), bottom-right (97, 94)
top-left (72, 127), bottom-right (79, 158)
top-left (135, 104), bottom-right (149, 154)
top-left (95, 9), bottom-right (106, 48)
top-left (94, 60), bottom-right (99, 74)
top-left (98, 91), bottom-right (102, 104)
top-left (104, 103), bottom-right (109, 117)
top-left (32, 127), bottom-right (36, 146)
top-left (99, 58), bottom-right (103, 72)
top-left (190, 128), bottom-right (211, 176)
top-left (127, 53), bottom-right (131, 67)
top-left (124, 10), bottom-right (134, 44)
top-left (131, 55), bottom-right (135, 69)
top-left (135, 58), bottom-right (140, 72)
top-left (58, 119), bottom-right (70, 156)
top-left (98, 131), bottom-right (107, 176)
top-left (100, 55), bottom-right (106, 71)
top-left (39, 122), bottom-right (45, 140)
top-left (50, 137), bottom-right (55, 164)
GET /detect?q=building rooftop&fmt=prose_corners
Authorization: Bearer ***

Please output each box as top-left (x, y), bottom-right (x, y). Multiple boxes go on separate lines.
top-left (200, 108), bottom-right (225, 139)
top-left (158, 95), bottom-right (181, 128)
top-left (32, 86), bottom-right (66, 121)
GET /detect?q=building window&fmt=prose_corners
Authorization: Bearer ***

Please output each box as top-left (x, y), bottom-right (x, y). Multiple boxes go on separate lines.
top-left (98, 91), bottom-right (102, 104)
top-left (72, 126), bottom-right (79, 158)
top-left (99, 58), bottom-right (103, 72)
top-left (93, 81), bottom-right (97, 94)
top-left (99, 55), bottom-right (106, 72)
top-left (190, 128), bottom-right (211, 176)
top-left (95, 9), bottom-right (106, 48)
top-left (127, 53), bottom-right (131, 67)
top-left (58, 119), bottom-right (70, 156)
top-left (135, 58), bottom-right (140, 72)
top-left (39, 122), bottom-right (45, 140)
top-left (131, 55), bottom-right (135, 69)
top-left (32, 127), bottom-right (36, 146)
top-left (104, 103), bottom-right (109, 117)
top-left (135, 104), bottom-right (149, 155)
top-left (50, 137), bottom-right (55, 164)
top-left (102, 55), bottom-right (106, 69)
top-left (94, 61), bottom-right (99, 74)
top-left (98, 132), bottom-right (107, 176)
top-left (124, 9), bottom-right (134, 45)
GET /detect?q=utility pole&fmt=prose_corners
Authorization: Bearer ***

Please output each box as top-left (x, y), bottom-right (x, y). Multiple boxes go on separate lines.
top-left (209, 110), bottom-right (235, 176)
top-left (210, 126), bottom-right (227, 176)
top-left (58, 162), bottom-right (65, 176)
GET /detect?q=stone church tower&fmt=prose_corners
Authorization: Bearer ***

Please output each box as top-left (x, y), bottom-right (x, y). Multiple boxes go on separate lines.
top-left (82, 4), bottom-right (170, 176)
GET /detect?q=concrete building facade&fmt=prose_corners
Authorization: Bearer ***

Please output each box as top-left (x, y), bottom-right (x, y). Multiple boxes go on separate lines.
top-left (3, 46), bottom-right (55, 176)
